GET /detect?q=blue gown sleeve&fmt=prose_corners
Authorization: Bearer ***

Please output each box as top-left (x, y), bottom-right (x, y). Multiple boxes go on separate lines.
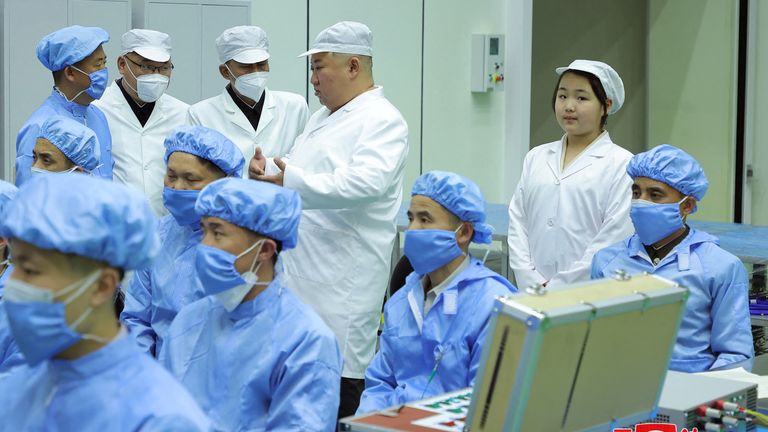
top-left (265, 339), bottom-right (342, 431)
top-left (120, 267), bottom-right (157, 356)
top-left (357, 313), bottom-right (399, 414)
top-left (709, 261), bottom-right (754, 370)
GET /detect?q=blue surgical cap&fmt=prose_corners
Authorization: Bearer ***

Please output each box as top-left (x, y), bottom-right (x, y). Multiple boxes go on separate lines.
top-left (195, 178), bottom-right (301, 250)
top-left (627, 144), bottom-right (709, 206)
top-left (36, 25), bottom-right (110, 71)
top-left (1, 174), bottom-right (159, 270)
top-left (164, 126), bottom-right (245, 177)
top-left (0, 180), bottom-right (18, 220)
top-left (411, 171), bottom-right (493, 244)
top-left (38, 116), bottom-right (100, 171)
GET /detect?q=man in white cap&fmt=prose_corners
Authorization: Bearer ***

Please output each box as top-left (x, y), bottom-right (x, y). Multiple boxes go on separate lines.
top-left (188, 25), bottom-right (308, 172)
top-left (252, 20), bottom-right (409, 418)
top-left (94, 29), bottom-right (189, 215)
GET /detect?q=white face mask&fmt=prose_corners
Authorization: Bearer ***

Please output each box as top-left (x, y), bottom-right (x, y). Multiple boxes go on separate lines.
top-left (31, 165), bottom-right (79, 175)
top-left (226, 65), bottom-right (268, 104)
top-left (213, 239), bottom-right (270, 312)
top-left (123, 57), bottom-right (170, 103)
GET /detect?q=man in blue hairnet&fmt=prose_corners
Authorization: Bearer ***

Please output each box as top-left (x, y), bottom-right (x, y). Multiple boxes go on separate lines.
top-left (15, 25), bottom-right (113, 186)
top-left (0, 174), bottom-right (210, 430)
top-left (0, 180), bottom-right (22, 374)
top-left (592, 144), bottom-right (753, 372)
top-left (31, 115), bottom-right (100, 175)
top-left (160, 177), bottom-right (343, 431)
top-left (121, 126), bottom-right (245, 357)
top-left (356, 171), bottom-right (516, 414)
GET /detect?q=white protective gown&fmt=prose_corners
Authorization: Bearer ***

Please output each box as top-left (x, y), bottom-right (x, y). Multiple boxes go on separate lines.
top-left (187, 88), bottom-right (308, 171)
top-left (507, 131), bottom-right (634, 290)
top-left (94, 81), bottom-right (189, 215)
top-left (278, 86), bottom-right (409, 379)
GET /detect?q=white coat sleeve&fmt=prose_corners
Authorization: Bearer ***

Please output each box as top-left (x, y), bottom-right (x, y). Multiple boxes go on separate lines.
top-left (507, 156), bottom-right (547, 289)
top-left (547, 159), bottom-right (634, 287)
top-left (282, 115), bottom-right (408, 210)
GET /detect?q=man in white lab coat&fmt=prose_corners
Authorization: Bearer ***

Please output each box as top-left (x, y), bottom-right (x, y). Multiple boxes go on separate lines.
top-left (252, 21), bottom-right (409, 418)
top-left (188, 26), bottom-right (308, 172)
top-left (94, 29), bottom-right (189, 215)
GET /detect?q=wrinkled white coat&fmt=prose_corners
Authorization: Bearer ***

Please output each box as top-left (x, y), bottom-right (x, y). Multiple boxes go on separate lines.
top-left (188, 88), bottom-right (308, 172)
top-left (280, 86), bottom-right (409, 378)
top-left (507, 131), bottom-right (633, 290)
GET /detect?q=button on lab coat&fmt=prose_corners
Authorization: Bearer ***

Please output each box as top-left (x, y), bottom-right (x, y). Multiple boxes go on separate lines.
top-left (94, 81), bottom-right (189, 215)
top-left (188, 88), bottom-right (308, 170)
top-left (279, 86), bottom-right (409, 378)
top-left (592, 229), bottom-right (754, 372)
top-left (507, 131), bottom-right (633, 290)
top-left (357, 258), bottom-right (516, 413)
top-left (15, 89), bottom-right (113, 186)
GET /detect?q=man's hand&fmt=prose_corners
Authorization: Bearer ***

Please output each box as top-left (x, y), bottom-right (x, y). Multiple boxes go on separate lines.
top-left (256, 157), bottom-right (285, 186)
top-left (248, 147), bottom-right (267, 179)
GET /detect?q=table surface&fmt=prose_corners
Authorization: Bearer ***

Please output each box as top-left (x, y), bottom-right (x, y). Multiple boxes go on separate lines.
top-left (396, 202), bottom-right (768, 263)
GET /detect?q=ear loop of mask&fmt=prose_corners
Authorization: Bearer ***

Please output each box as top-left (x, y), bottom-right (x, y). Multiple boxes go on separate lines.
top-left (58, 65), bottom-right (91, 103)
top-left (236, 239), bottom-right (270, 286)
top-left (224, 64), bottom-right (258, 109)
top-left (60, 269), bottom-right (112, 344)
top-left (121, 57), bottom-right (147, 107)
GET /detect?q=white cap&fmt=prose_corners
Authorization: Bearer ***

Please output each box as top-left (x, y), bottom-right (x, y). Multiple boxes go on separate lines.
top-left (299, 21), bottom-right (372, 58)
top-left (555, 59), bottom-right (625, 115)
top-left (121, 29), bottom-right (172, 62)
top-left (216, 26), bottom-right (269, 64)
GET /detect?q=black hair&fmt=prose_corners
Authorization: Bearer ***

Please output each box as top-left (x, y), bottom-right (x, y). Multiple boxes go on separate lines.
top-left (551, 69), bottom-right (610, 129)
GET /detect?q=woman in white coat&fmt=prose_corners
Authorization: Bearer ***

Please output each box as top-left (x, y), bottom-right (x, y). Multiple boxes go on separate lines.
top-left (507, 59), bottom-right (634, 290)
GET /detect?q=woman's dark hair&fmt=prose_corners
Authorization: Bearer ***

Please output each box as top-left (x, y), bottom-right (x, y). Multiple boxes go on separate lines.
top-left (551, 69), bottom-right (610, 129)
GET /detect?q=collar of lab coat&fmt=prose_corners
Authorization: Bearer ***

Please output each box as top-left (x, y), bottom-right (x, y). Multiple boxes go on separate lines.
top-left (50, 87), bottom-right (89, 118)
top-left (545, 131), bottom-right (614, 180)
top-left (626, 227), bottom-right (720, 268)
top-left (101, 80), bottom-right (167, 129)
top-left (307, 86), bottom-right (385, 134)
top-left (49, 326), bottom-right (130, 381)
top-left (222, 87), bottom-right (275, 136)
top-left (228, 273), bottom-right (282, 321)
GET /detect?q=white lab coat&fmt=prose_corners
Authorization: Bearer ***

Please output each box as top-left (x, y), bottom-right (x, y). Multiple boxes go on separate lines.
top-left (94, 81), bottom-right (189, 215)
top-left (507, 131), bottom-right (634, 290)
top-left (278, 86), bottom-right (409, 379)
top-left (187, 88), bottom-right (308, 172)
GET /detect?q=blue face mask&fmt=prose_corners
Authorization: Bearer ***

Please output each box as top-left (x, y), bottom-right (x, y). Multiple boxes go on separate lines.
top-left (70, 66), bottom-right (109, 100)
top-left (630, 197), bottom-right (688, 246)
top-left (195, 240), bottom-right (268, 311)
top-left (163, 187), bottom-right (201, 227)
top-left (2, 270), bottom-right (109, 366)
top-left (404, 225), bottom-right (465, 275)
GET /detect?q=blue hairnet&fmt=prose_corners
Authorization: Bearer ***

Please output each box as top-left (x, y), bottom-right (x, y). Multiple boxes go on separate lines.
top-left (164, 126), bottom-right (245, 177)
top-left (411, 171), bottom-right (493, 244)
top-left (37, 116), bottom-right (100, 171)
top-left (0, 174), bottom-right (159, 270)
top-left (36, 25), bottom-right (110, 71)
top-left (0, 180), bottom-right (18, 221)
top-left (195, 178), bottom-right (301, 250)
top-left (627, 144), bottom-right (709, 206)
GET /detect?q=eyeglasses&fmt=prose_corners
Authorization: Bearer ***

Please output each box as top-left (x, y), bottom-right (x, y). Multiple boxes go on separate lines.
top-left (125, 56), bottom-right (174, 74)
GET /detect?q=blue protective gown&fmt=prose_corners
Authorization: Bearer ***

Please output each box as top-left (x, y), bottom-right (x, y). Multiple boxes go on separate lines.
top-left (121, 215), bottom-right (204, 356)
top-left (0, 330), bottom-right (211, 431)
top-left (159, 275), bottom-right (343, 432)
top-left (15, 88), bottom-right (113, 186)
top-left (0, 264), bottom-right (24, 375)
top-left (357, 257), bottom-right (516, 414)
top-left (591, 228), bottom-right (754, 372)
